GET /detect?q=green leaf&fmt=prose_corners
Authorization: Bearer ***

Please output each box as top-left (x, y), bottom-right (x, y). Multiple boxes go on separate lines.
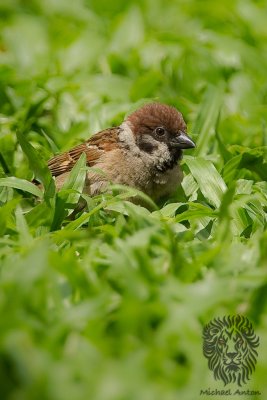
top-left (61, 152), bottom-right (87, 194)
top-left (106, 201), bottom-right (151, 217)
top-left (51, 153), bottom-right (87, 230)
top-left (155, 202), bottom-right (185, 218)
top-left (223, 147), bottom-right (267, 183)
top-left (25, 202), bottom-right (54, 229)
top-left (109, 184), bottom-right (158, 211)
top-left (15, 205), bottom-right (33, 245)
top-left (182, 173), bottom-right (198, 201)
top-left (185, 156), bottom-right (227, 208)
top-left (0, 177), bottom-right (43, 198)
top-left (62, 199), bottom-right (108, 231)
top-left (193, 83), bottom-right (224, 156)
top-left (0, 198), bottom-right (20, 236)
top-left (16, 130), bottom-right (53, 191)
top-left (40, 129), bottom-right (59, 154)
top-left (175, 202), bottom-right (217, 223)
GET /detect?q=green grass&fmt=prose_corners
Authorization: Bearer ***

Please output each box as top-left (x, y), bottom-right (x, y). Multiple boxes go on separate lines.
top-left (0, 0), bottom-right (267, 399)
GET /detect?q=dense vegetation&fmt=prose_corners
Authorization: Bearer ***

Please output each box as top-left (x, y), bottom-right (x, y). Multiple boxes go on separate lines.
top-left (0, 0), bottom-right (266, 399)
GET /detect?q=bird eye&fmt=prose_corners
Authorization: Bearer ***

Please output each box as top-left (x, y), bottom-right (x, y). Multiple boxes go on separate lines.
top-left (155, 127), bottom-right (166, 136)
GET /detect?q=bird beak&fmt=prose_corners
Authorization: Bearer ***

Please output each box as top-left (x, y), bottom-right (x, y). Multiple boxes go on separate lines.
top-left (170, 131), bottom-right (195, 149)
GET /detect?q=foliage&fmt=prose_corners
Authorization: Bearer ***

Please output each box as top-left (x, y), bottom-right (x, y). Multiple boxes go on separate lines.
top-left (0, 0), bottom-right (267, 399)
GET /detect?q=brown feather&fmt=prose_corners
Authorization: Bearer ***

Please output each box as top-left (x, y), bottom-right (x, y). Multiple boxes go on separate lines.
top-left (47, 127), bottom-right (119, 177)
top-left (127, 103), bottom-right (187, 136)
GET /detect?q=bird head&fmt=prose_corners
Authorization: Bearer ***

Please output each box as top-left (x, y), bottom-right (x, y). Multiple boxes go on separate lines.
top-left (125, 103), bottom-right (195, 155)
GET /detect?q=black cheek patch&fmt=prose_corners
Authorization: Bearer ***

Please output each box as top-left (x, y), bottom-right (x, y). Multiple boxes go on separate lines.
top-left (138, 139), bottom-right (157, 154)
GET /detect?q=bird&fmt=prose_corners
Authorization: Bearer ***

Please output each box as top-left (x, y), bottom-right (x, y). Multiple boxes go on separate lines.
top-left (47, 102), bottom-right (195, 202)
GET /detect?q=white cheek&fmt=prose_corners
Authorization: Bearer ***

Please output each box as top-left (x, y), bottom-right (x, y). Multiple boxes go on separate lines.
top-left (119, 121), bottom-right (172, 167)
top-left (153, 141), bottom-right (170, 164)
top-left (119, 121), bottom-right (141, 156)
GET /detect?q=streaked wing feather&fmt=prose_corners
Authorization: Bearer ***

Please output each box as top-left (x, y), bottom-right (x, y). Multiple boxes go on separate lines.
top-left (48, 127), bottom-right (119, 177)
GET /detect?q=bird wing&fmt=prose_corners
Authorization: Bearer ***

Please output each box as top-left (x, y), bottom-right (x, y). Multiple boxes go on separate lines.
top-left (47, 127), bottom-right (119, 177)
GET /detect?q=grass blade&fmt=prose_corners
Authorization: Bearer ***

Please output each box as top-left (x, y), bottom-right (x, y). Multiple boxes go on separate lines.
top-left (51, 153), bottom-right (87, 230)
top-left (16, 130), bottom-right (53, 190)
top-left (185, 156), bottom-right (227, 208)
top-left (193, 83), bottom-right (224, 156)
top-left (0, 177), bottom-right (44, 198)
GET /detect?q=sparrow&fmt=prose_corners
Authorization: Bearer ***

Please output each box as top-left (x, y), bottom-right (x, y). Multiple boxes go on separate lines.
top-left (47, 103), bottom-right (195, 201)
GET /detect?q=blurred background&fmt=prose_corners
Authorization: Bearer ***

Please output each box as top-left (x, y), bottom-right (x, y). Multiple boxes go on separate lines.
top-left (1, 0), bottom-right (267, 165)
top-left (0, 1), bottom-right (267, 399)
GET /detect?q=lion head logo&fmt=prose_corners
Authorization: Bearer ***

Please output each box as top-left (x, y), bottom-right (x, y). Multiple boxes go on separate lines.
top-left (203, 315), bottom-right (259, 386)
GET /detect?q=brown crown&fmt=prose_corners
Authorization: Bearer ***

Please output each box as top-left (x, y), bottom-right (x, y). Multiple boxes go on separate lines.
top-left (126, 103), bottom-right (187, 136)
